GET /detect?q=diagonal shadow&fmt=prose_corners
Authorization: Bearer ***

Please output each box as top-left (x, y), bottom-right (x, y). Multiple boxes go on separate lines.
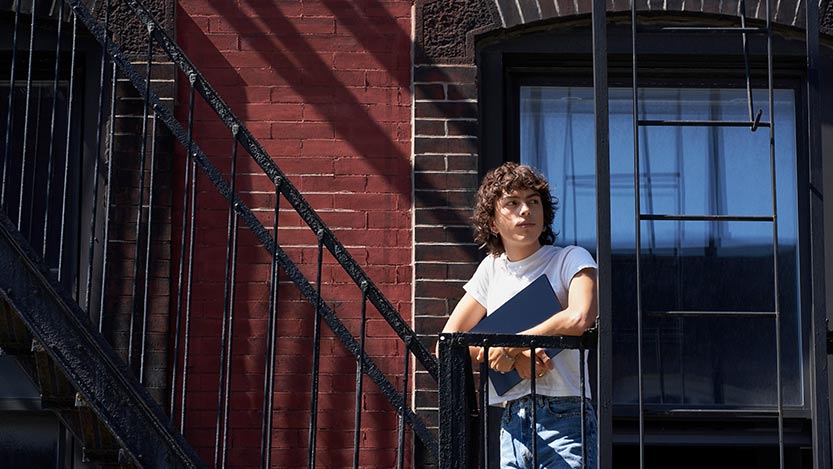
top-left (319, 0), bottom-right (411, 91)
top-left (187, 0), bottom-right (477, 243)
top-left (207, 1), bottom-right (410, 192)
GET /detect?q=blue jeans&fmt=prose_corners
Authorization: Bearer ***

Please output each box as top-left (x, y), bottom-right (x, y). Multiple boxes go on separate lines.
top-left (499, 395), bottom-right (597, 469)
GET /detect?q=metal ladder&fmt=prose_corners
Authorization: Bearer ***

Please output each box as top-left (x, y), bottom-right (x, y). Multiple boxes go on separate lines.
top-left (629, 0), bottom-right (786, 467)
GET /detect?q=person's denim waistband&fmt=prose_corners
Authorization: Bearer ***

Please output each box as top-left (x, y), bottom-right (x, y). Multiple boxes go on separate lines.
top-left (505, 394), bottom-right (590, 411)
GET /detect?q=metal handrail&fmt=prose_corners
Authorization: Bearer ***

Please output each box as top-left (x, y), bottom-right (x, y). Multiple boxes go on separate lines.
top-left (0, 0), bottom-right (439, 464)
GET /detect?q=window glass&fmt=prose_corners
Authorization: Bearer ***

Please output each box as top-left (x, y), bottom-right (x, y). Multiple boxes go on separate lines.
top-left (520, 86), bottom-right (802, 407)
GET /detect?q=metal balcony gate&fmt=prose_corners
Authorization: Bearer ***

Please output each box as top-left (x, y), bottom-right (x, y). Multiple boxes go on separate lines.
top-left (0, 0), bottom-right (440, 467)
top-left (437, 332), bottom-right (596, 468)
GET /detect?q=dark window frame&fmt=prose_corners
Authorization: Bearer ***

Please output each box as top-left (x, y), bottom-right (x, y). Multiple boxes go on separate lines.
top-left (477, 26), bottom-right (817, 436)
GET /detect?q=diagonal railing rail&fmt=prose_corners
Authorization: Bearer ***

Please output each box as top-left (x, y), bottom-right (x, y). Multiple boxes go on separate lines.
top-left (0, 0), bottom-right (439, 466)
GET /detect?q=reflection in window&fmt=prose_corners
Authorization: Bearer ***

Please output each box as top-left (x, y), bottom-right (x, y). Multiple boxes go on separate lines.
top-left (520, 86), bottom-right (802, 407)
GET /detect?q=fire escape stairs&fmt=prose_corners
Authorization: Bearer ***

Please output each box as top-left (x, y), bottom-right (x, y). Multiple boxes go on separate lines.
top-left (0, 213), bottom-right (202, 468)
top-left (0, 0), bottom-right (439, 466)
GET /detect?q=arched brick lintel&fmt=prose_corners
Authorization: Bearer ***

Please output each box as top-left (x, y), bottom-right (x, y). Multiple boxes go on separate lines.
top-left (491, 0), bottom-right (808, 30)
top-left (416, 0), bottom-right (832, 64)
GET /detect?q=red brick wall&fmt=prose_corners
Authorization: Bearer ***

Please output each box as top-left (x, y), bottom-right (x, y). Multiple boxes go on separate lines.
top-left (173, 1), bottom-right (414, 467)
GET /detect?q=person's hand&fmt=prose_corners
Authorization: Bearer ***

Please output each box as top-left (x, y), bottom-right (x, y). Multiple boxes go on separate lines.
top-left (486, 347), bottom-right (517, 373)
top-left (514, 348), bottom-right (554, 380)
top-left (472, 346), bottom-right (484, 363)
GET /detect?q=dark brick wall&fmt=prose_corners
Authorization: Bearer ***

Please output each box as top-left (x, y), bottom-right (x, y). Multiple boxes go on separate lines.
top-left (411, 61), bottom-right (483, 468)
top-left (103, 0), bottom-right (176, 407)
top-left (105, 64), bottom-right (176, 405)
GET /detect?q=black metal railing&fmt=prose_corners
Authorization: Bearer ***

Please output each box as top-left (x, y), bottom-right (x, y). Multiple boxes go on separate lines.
top-left (437, 332), bottom-right (596, 468)
top-left (1, 0), bottom-right (439, 467)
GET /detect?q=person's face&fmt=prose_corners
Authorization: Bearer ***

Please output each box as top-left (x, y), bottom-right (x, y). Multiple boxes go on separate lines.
top-left (492, 188), bottom-right (544, 258)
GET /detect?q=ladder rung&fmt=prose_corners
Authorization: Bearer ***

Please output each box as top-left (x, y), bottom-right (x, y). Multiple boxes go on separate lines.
top-left (642, 406), bottom-right (780, 417)
top-left (639, 214), bottom-right (775, 222)
top-left (638, 119), bottom-right (770, 128)
top-left (646, 310), bottom-right (777, 318)
top-left (645, 26), bottom-right (769, 34)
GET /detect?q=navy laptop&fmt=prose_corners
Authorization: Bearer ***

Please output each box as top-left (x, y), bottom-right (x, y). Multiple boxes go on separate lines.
top-left (468, 274), bottom-right (563, 396)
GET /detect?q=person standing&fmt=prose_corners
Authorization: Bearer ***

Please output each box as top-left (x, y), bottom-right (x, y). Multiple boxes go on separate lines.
top-left (440, 162), bottom-right (598, 469)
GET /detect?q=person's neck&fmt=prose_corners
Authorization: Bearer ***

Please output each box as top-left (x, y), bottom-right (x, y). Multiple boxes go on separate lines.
top-left (504, 243), bottom-right (542, 262)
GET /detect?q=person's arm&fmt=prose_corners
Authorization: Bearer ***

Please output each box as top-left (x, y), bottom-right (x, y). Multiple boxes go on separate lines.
top-left (493, 268), bottom-right (597, 365)
top-left (523, 268), bottom-right (597, 336)
top-left (436, 293), bottom-right (488, 363)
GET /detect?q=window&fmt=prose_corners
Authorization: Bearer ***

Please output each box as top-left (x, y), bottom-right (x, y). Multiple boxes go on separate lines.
top-left (518, 84), bottom-right (805, 409)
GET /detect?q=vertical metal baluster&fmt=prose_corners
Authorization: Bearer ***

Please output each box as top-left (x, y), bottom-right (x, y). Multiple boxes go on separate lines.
top-left (139, 114), bottom-right (158, 381)
top-left (1, 0), bottom-right (21, 209)
top-left (220, 127), bottom-right (241, 469)
top-left (57, 421), bottom-right (66, 469)
top-left (353, 281), bottom-right (369, 469)
top-left (167, 75), bottom-right (194, 414)
top-left (805, 0), bottom-right (830, 463)
top-left (25, 87), bottom-right (43, 240)
top-left (764, 0), bottom-right (783, 465)
top-left (530, 345), bottom-right (537, 468)
top-left (396, 336), bottom-right (411, 469)
top-left (308, 230), bottom-right (325, 469)
top-left (591, 0), bottom-right (613, 458)
top-left (174, 78), bottom-right (197, 431)
top-left (98, 61), bottom-right (117, 334)
top-left (42, 0), bottom-right (65, 259)
top-left (580, 341), bottom-right (586, 469)
top-left (84, 0), bottom-right (111, 314)
top-left (214, 132), bottom-right (235, 467)
top-left (738, 0), bottom-right (762, 130)
top-left (260, 176), bottom-right (282, 469)
top-left (57, 14), bottom-right (78, 285)
top-left (17, 0), bottom-right (37, 229)
top-left (127, 25), bottom-right (155, 372)
top-left (479, 343), bottom-right (490, 469)
top-left (181, 160), bottom-right (198, 430)
top-left (630, 1), bottom-right (645, 467)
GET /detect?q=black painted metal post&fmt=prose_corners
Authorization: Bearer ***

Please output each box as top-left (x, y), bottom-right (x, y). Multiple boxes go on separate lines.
top-left (530, 345), bottom-right (538, 468)
top-left (763, 0), bottom-right (784, 466)
top-left (396, 336), bottom-right (411, 469)
top-left (738, 0), bottom-right (763, 130)
top-left (480, 343), bottom-right (490, 469)
top-left (171, 77), bottom-right (196, 428)
top-left (629, 1), bottom-right (646, 467)
top-left (180, 152), bottom-right (198, 432)
top-left (25, 88), bottom-right (43, 241)
top-left (139, 115), bottom-right (159, 380)
top-left (57, 14), bottom-right (77, 285)
top-left (260, 176), bottom-right (282, 469)
top-left (1, 0), bottom-right (21, 209)
top-left (85, 0), bottom-right (112, 316)
top-left (128, 25), bottom-right (155, 371)
top-left (98, 62), bottom-right (117, 334)
top-left (438, 333), bottom-right (475, 469)
top-left (308, 231), bottom-right (325, 469)
top-left (580, 341), bottom-right (587, 469)
top-left (17, 0), bottom-right (37, 229)
top-left (806, 0), bottom-right (832, 464)
top-left (219, 125), bottom-right (241, 469)
top-left (591, 0), bottom-right (612, 465)
top-left (43, 0), bottom-right (66, 260)
top-left (353, 282), bottom-right (369, 469)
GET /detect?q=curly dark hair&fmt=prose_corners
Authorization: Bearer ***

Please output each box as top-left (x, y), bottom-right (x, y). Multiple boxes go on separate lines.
top-left (472, 162), bottom-right (558, 256)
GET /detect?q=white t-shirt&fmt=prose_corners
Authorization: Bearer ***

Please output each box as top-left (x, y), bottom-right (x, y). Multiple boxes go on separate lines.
top-left (463, 244), bottom-right (597, 405)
